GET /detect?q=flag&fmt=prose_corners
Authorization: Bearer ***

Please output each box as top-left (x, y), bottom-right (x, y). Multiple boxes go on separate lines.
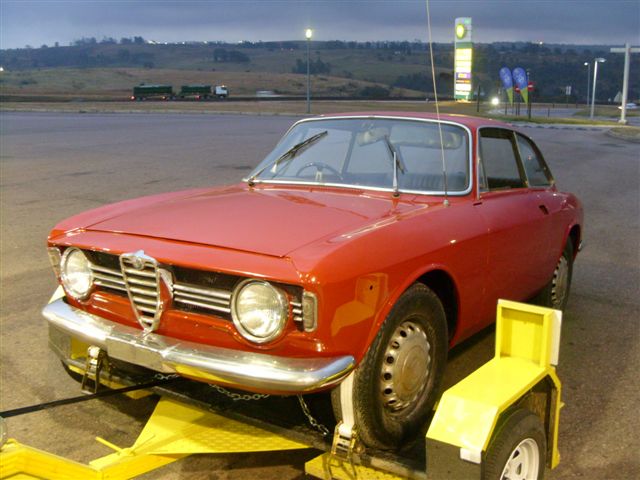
top-left (499, 67), bottom-right (514, 105)
top-left (513, 67), bottom-right (529, 104)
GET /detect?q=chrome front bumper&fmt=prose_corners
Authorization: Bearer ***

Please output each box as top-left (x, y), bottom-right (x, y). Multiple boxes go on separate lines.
top-left (43, 297), bottom-right (355, 394)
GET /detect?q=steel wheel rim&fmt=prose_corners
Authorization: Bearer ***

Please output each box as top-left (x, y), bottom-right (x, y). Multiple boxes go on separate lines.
top-left (500, 438), bottom-right (540, 480)
top-left (380, 320), bottom-right (431, 415)
top-left (551, 255), bottom-right (569, 308)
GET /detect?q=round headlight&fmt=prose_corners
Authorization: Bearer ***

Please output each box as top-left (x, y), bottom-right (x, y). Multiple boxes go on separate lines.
top-left (60, 248), bottom-right (93, 300)
top-left (231, 280), bottom-right (288, 343)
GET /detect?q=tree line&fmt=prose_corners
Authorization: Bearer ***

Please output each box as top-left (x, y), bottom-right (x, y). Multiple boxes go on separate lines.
top-left (1, 40), bottom-right (637, 101)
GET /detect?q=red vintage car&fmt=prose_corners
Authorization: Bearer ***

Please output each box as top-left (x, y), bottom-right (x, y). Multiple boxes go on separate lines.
top-left (43, 112), bottom-right (582, 449)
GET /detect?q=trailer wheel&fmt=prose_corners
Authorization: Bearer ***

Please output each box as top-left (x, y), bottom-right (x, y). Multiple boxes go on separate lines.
top-left (333, 283), bottom-right (447, 450)
top-left (483, 409), bottom-right (546, 480)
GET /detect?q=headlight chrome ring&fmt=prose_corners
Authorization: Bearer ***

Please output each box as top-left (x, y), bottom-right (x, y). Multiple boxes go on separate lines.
top-left (60, 247), bottom-right (94, 300)
top-left (231, 279), bottom-right (289, 344)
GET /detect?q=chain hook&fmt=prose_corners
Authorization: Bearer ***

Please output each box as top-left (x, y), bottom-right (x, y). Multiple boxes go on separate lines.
top-left (297, 395), bottom-right (331, 436)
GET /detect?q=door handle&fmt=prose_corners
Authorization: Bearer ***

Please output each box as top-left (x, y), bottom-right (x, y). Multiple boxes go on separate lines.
top-left (538, 204), bottom-right (549, 215)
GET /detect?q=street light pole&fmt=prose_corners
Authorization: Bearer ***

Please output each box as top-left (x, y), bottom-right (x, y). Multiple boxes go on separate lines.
top-left (584, 62), bottom-right (590, 106)
top-left (590, 57), bottom-right (605, 119)
top-left (305, 28), bottom-right (313, 114)
top-left (610, 43), bottom-right (640, 125)
top-left (526, 69), bottom-right (532, 120)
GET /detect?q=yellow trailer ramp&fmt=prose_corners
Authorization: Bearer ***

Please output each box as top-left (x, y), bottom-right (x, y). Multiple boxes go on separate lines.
top-left (1, 300), bottom-right (562, 479)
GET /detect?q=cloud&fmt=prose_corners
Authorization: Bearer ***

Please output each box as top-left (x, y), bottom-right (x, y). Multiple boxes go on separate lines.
top-left (1, 0), bottom-right (638, 49)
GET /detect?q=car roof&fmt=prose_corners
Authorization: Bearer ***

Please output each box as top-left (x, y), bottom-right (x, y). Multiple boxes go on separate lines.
top-left (317, 111), bottom-right (514, 130)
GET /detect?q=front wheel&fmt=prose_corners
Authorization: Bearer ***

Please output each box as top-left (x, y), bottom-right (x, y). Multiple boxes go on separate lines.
top-left (332, 283), bottom-right (448, 450)
top-left (483, 409), bottom-right (546, 480)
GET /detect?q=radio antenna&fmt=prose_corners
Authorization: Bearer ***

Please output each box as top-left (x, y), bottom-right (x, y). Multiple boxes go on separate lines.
top-left (426, 0), bottom-right (449, 207)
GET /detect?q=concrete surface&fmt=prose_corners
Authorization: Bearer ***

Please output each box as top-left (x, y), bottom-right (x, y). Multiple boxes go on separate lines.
top-left (0, 112), bottom-right (638, 479)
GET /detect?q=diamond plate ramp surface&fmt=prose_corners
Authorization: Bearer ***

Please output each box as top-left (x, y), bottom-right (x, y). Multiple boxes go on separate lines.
top-left (131, 397), bottom-right (310, 455)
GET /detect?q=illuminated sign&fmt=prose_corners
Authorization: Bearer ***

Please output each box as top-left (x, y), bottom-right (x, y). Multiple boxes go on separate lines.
top-left (454, 17), bottom-right (473, 101)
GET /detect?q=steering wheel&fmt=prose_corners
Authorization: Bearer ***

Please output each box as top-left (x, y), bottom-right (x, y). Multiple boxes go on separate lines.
top-left (296, 162), bottom-right (344, 181)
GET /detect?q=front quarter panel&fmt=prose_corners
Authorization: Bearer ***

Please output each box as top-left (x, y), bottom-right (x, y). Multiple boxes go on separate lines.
top-left (290, 197), bottom-right (489, 363)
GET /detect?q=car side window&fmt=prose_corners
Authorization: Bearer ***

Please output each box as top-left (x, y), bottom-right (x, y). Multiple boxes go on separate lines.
top-left (478, 128), bottom-right (525, 190)
top-left (516, 134), bottom-right (553, 187)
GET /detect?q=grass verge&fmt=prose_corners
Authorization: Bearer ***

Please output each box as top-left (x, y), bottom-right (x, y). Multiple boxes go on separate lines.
top-left (0, 99), bottom-right (488, 116)
top-left (488, 114), bottom-right (617, 126)
top-left (606, 126), bottom-right (640, 143)
top-left (573, 106), bottom-right (639, 118)
top-left (0, 100), bottom-right (624, 128)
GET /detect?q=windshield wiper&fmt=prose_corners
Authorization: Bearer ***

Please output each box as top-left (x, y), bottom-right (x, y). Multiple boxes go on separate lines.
top-left (247, 130), bottom-right (328, 186)
top-left (382, 135), bottom-right (405, 197)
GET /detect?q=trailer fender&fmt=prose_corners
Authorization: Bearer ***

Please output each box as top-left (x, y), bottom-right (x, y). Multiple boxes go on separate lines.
top-left (426, 300), bottom-right (563, 472)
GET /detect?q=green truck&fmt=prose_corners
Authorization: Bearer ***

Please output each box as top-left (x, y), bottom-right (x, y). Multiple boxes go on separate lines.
top-left (130, 84), bottom-right (174, 101)
top-left (130, 84), bottom-right (229, 101)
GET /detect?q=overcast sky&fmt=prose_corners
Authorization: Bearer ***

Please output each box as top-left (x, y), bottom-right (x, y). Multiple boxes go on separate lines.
top-left (1, 0), bottom-right (638, 49)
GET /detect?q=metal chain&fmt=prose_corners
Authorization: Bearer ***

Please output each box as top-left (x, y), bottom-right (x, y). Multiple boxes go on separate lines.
top-left (297, 395), bottom-right (331, 436)
top-left (153, 373), bottom-right (180, 381)
top-left (209, 383), bottom-right (270, 401)
top-left (151, 373), bottom-right (269, 401)
top-left (151, 375), bottom-right (328, 435)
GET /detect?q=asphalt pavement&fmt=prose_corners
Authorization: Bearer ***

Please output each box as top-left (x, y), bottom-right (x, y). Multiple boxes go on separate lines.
top-left (0, 112), bottom-right (638, 479)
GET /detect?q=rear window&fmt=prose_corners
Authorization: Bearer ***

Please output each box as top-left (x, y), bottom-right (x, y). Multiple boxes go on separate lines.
top-left (516, 134), bottom-right (553, 187)
top-left (479, 128), bottom-right (525, 190)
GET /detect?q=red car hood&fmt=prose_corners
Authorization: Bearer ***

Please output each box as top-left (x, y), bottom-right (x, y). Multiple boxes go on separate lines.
top-left (86, 185), bottom-right (421, 258)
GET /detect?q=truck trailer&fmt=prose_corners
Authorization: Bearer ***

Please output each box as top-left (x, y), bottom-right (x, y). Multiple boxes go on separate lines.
top-left (131, 84), bottom-right (174, 101)
top-left (179, 85), bottom-right (212, 100)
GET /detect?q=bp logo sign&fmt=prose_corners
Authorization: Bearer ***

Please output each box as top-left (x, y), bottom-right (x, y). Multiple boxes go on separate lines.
top-left (454, 18), bottom-right (473, 101)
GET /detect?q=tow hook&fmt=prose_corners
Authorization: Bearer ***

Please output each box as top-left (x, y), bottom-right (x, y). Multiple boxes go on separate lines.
top-left (81, 346), bottom-right (106, 395)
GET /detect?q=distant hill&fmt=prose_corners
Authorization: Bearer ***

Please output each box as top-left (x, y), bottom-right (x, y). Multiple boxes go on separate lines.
top-left (1, 40), bottom-right (637, 101)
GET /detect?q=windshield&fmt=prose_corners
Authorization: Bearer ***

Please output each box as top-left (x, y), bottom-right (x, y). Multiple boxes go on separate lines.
top-left (248, 117), bottom-right (470, 194)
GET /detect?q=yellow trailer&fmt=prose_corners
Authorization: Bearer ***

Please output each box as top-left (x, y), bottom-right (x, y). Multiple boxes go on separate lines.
top-left (0, 300), bottom-right (563, 480)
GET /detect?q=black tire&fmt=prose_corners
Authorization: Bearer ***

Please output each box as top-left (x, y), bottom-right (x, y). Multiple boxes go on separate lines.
top-left (483, 408), bottom-right (546, 480)
top-left (532, 240), bottom-right (574, 310)
top-left (332, 283), bottom-right (448, 449)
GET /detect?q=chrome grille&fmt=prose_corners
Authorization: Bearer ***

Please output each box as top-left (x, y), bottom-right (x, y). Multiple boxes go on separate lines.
top-left (173, 283), bottom-right (231, 314)
top-left (90, 264), bottom-right (127, 293)
top-left (87, 251), bottom-right (236, 319)
top-left (83, 250), bottom-right (302, 327)
top-left (120, 252), bottom-right (162, 331)
top-left (291, 301), bottom-right (303, 323)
